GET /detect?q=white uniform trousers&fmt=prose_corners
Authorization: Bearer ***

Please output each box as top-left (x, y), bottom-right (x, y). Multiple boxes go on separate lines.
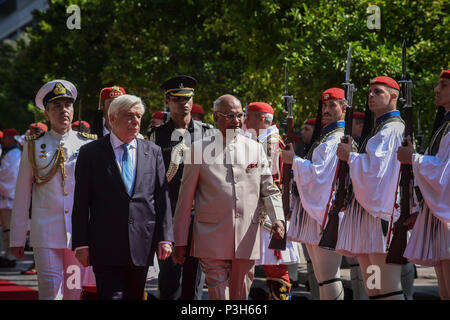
top-left (34, 247), bottom-right (85, 300)
top-left (306, 243), bottom-right (344, 300)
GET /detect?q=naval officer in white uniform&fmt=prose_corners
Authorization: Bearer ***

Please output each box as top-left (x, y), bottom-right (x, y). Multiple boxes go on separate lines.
top-left (10, 80), bottom-right (96, 300)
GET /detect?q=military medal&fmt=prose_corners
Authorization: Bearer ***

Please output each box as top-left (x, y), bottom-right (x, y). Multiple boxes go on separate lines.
top-left (39, 143), bottom-right (47, 157)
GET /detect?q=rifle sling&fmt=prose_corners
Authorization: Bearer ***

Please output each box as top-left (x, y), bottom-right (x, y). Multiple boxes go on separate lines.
top-left (305, 126), bottom-right (345, 161)
top-left (428, 121), bottom-right (450, 156)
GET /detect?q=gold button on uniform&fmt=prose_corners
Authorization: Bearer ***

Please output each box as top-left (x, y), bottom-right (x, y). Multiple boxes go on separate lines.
top-left (64, 192), bottom-right (68, 196)
top-left (65, 209), bottom-right (69, 214)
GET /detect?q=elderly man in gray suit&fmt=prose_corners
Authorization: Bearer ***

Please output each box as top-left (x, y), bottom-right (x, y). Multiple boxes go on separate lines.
top-left (172, 94), bottom-right (285, 300)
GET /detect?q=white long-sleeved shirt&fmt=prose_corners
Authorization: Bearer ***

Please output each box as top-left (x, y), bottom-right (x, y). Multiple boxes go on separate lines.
top-left (412, 131), bottom-right (450, 224)
top-left (348, 119), bottom-right (405, 221)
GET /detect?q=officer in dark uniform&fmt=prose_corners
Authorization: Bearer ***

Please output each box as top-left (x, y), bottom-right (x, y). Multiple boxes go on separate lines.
top-left (149, 75), bottom-right (213, 300)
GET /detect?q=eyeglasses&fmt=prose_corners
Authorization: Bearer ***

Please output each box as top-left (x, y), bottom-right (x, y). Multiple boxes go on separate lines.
top-left (216, 111), bottom-right (245, 121)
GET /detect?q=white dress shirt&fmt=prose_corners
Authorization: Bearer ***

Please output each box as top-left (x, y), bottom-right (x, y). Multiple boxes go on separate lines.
top-left (110, 131), bottom-right (137, 182)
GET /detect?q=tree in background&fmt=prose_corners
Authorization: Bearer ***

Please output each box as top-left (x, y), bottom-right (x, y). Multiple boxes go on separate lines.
top-left (0, 0), bottom-right (448, 144)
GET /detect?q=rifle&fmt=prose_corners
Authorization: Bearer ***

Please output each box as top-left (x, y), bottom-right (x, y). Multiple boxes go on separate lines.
top-left (269, 62), bottom-right (295, 251)
top-left (319, 45), bottom-right (356, 250)
top-left (386, 40), bottom-right (414, 265)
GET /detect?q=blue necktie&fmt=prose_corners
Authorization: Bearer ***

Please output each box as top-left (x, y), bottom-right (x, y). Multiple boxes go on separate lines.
top-left (121, 143), bottom-right (134, 195)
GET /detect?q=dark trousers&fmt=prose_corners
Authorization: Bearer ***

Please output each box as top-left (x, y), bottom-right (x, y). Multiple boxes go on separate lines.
top-left (158, 210), bottom-right (205, 300)
top-left (93, 264), bottom-right (148, 300)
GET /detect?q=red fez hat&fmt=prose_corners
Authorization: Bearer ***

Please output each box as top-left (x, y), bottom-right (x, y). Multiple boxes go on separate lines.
top-left (191, 104), bottom-right (205, 115)
top-left (152, 111), bottom-right (165, 120)
top-left (353, 111), bottom-right (365, 120)
top-left (369, 76), bottom-right (400, 90)
top-left (440, 70), bottom-right (450, 79)
top-left (3, 128), bottom-right (18, 136)
top-left (0, 131), bottom-right (3, 139)
top-left (99, 86), bottom-right (126, 104)
top-left (247, 102), bottom-right (274, 114)
top-left (304, 118), bottom-right (325, 128)
top-left (321, 88), bottom-right (345, 102)
top-left (29, 122), bottom-right (48, 132)
top-left (72, 120), bottom-right (91, 129)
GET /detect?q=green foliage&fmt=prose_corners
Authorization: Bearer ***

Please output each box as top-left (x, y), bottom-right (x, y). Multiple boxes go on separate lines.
top-left (0, 0), bottom-right (448, 144)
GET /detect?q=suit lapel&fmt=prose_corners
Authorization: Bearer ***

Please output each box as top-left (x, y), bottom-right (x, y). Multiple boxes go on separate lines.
top-left (132, 138), bottom-right (148, 196)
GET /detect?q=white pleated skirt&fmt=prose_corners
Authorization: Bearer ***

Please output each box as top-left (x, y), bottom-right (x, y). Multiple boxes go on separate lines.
top-left (403, 202), bottom-right (450, 266)
top-left (255, 219), bottom-right (301, 266)
top-left (287, 197), bottom-right (343, 246)
top-left (287, 197), bottom-right (304, 242)
top-left (335, 198), bottom-right (390, 257)
top-left (288, 205), bottom-right (322, 245)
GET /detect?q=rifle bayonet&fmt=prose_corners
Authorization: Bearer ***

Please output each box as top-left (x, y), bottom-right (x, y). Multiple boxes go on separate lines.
top-left (283, 62), bottom-right (295, 119)
top-left (342, 45), bottom-right (356, 118)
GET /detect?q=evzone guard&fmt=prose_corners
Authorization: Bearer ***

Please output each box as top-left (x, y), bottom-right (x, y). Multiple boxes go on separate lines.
top-left (335, 76), bottom-right (406, 300)
top-left (283, 88), bottom-right (347, 300)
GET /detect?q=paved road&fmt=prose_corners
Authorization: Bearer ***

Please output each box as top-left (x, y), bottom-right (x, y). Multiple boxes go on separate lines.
top-left (0, 245), bottom-right (440, 300)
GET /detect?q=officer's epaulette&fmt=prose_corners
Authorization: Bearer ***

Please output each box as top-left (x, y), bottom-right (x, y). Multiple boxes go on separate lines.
top-left (25, 131), bottom-right (45, 141)
top-left (78, 132), bottom-right (98, 140)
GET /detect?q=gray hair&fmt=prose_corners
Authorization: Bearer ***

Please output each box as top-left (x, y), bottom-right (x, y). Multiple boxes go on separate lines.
top-left (213, 95), bottom-right (241, 112)
top-left (108, 94), bottom-right (145, 117)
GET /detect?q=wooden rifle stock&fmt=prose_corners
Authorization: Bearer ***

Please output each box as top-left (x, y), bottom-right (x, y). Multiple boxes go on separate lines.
top-left (319, 158), bottom-right (349, 250)
top-left (319, 118), bottom-right (353, 250)
top-left (386, 95), bottom-right (413, 264)
top-left (270, 117), bottom-right (292, 250)
top-left (385, 164), bottom-right (411, 264)
top-left (386, 42), bottom-right (414, 264)
top-left (269, 64), bottom-right (294, 251)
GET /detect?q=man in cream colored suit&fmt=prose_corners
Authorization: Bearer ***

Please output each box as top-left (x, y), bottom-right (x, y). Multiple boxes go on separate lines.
top-left (172, 94), bottom-right (285, 300)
